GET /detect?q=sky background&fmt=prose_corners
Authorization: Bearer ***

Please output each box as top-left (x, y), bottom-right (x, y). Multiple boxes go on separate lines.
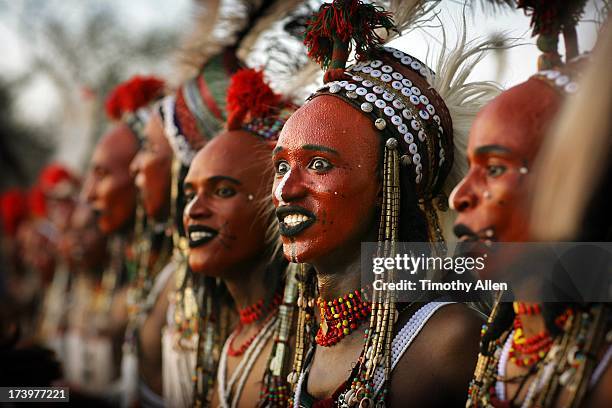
top-left (0, 0), bottom-right (606, 169)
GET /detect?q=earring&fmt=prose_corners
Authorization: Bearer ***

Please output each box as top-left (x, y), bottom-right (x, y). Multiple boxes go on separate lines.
top-left (519, 167), bottom-right (529, 175)
top-left (247, 194), bottom-right (254, 201)
top-left (483, 191), bottom-right (492, 199)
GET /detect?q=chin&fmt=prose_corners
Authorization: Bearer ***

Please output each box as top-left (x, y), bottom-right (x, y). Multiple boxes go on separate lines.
top-left (188, 251), bottom-right (224, 277)
top-left (281, 239), bottom-right (320, 264)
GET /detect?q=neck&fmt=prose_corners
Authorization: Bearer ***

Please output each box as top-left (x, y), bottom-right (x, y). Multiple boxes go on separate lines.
top-left (223, 253), bottom-right (277, 313)
top-left (516, 302), bottom-right (547, 338)
top-left (313, 244), bottom-right (363, 301)
top-left (312, 221), bottom-right (377, 301)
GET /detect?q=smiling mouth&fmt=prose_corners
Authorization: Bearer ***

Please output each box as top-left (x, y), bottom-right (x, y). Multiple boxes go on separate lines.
top-left (276, 206), bottom-right (316, 237)
top-left (454, 224), bottom-right (498, 247)
top-left (188, 225), bottom-right (218, 248)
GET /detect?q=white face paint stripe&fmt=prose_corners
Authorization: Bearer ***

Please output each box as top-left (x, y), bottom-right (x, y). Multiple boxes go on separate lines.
top-left (275, 168), bottom-right (291, 205)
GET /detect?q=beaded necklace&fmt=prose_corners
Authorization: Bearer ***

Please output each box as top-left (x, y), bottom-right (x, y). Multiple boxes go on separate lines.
top-left (508, 302), bottom-right (573, 368)
top-left (229, 310), bottom-right (277, 357)
top-left (315, 289), bottom-right (372, 347)
top-left (217, 315), bottom-right (279, 408)
top-left (239, 293), bottom-right (283, 325)
top-left (466, 303), bottom-right (609, 407)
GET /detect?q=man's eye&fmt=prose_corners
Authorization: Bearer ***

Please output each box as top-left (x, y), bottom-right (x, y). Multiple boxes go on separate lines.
top-left (486, 165), bottom-right (506, 178)
top-left (276, 161), bottom-right (290, 176)
top-left (184, 192), bottom-right (195, 203)
top-left (308, 157), bottom-right (333, 173)
top-left (216, 187), bottom-right (236, 198)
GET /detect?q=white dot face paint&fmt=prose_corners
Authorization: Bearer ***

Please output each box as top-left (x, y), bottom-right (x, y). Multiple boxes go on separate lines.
top-left (184, 195), bottom-right (196, 217)
top-left (274, 167), bottom-right (291, 205)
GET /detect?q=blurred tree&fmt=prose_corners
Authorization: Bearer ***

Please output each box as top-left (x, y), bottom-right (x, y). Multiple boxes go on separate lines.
top-left (0, 0), bottom-right (180, 173)
top-left (0, 78), bottom-right (52, 190)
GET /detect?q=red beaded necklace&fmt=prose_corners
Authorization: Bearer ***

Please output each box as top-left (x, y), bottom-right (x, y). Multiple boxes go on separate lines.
top-left (315, 289), bottom-right (371, 347)
top-left (228, 294), bottom-right (283, 357)
top-left (509, 302), bottom-right (572, 367)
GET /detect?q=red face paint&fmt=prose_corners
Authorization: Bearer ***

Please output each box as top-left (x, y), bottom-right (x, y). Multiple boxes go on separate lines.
top-left (272, 96), bottom-right (381, 264)
top-left (130, 111), bottom-right (173, 221)
top-left (451, 78), bottom-right (562, 242)
top-left (83, 124), bottom-right (138, 234)
top-left (183, 130), bottom-right (274, 276)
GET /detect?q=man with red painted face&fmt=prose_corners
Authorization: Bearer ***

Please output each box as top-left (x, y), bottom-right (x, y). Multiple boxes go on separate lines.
top-left (82, 75), bottom-right (167, 406)
top-left (58, 202), bottom-right (117, 394)
top-left (183, 69), bottom-right (299, 407)
top-left (33, 165), bottom-right (81, 356)
top-left (128, 106), bottom-right (177, 406)
top-left (272, 1), bottom-right (503, 406)
top-left (458, 63), bottom-right (587, 408)
top-left (460, 2), bottom-right (612, 406)
top-left (157, 46), bottom-right (242, 407)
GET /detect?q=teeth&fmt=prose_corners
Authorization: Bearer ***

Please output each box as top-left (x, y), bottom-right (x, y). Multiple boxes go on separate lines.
top-left (190, 231), bottom-right (213, 241)
top-left (282, 213), bottom-right (310, 227)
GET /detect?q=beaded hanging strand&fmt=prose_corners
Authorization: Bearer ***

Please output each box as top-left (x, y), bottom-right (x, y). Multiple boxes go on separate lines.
top-left (260, 263), bottom-right (299, 406)
top-left (287, 264), bottom-right (317, 401)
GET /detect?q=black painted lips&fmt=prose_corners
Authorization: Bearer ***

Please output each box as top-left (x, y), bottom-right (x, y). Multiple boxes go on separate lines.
top-left (187, 224), bottom-right (219, 248)
top-left (276, 205), bottom-right (316, 237)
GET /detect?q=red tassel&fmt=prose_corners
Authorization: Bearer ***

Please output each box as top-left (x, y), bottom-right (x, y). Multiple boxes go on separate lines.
top-left (105, 75), bottom-right (165, 120)
top-left (517, 0), bottom-right (587, 37)
top-left (38, 163), bottom-right (78, 195)
top-left (226, 69), bottom-right (280, 130)
top-left (304, 0), bottom-right (395, 72)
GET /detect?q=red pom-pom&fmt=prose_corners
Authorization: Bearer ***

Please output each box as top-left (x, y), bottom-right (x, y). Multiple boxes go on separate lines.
top-left (105, 75), bottom-right (165, 120)
top-left (226, 69), bottom-right (281, 130)
top-left (38, 163), bottom-right (78, 197)
top-left (0, 189), bottom-right (28, 236)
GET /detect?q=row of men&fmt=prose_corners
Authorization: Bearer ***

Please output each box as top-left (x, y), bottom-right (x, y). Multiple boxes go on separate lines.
top-left (1, 0), bottom-right (611, 407)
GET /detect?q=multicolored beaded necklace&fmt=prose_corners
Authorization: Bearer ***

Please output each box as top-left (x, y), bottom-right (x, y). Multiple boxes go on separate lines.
top-left (228, 293), bottom-right (283, 356)
top-left (315, 289), bottom-right (372, 347)
top-left (509, 302), bottom-right (572, 367)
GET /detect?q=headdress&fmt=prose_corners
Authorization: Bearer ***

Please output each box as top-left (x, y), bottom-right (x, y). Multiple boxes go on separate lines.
top-left (478, 0), bottom-right (589, 69)
top-left (37, 163), bottom-right (80, 200)
top-left (104, 75), bottom-right (166, 144)
top-left (226, 68), bottom-right (296, 140)
top-left (160, 50), bottom-right (240, 166)
top-left (161, 0), bottom-right (311, 166)
top-left (289, 1), bottom-right (503, 405)
top-left (0, 189), bottom-right (28, 237)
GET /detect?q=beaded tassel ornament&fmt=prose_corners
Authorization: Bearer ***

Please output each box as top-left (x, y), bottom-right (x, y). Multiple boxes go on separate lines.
top-left (259, 263), bottom-right (299, 407)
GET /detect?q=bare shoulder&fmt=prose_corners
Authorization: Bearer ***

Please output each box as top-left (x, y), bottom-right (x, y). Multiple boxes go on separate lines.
top-left (388, 303), bottom-right (483, 406)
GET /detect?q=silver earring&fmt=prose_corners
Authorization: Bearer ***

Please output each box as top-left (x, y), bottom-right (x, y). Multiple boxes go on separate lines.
top-left (247, 194), bottom-right (254, 201)
top-left (519, 167), bottom-right (529, 175)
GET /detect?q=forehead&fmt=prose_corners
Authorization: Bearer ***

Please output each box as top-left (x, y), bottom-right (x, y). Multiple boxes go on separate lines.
top-left (277, 95), bottom-right (379, 158)
top-left (468, 79), bottom-right (561, 161)
top-left (144, 111), bottom-right (166, 143)
top-left (92, 125), bottom-right (138, 169)
top-left (187, 130), bottom-right (272, 184)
